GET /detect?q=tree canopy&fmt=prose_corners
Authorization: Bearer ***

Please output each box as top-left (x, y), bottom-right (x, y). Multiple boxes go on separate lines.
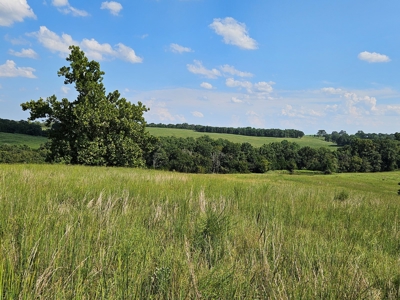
top-left (21, 45), bottom-right (154, 167)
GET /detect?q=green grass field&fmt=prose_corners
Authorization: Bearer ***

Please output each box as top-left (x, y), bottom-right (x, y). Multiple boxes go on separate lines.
top-left (147, 127), bottom-right (336, 148)
top-left (0, 132), bottom-right (47, 149)
top-left (1, 164), bottom-right (399, 298)
top-left (0, 128), bottom-right (335, 150)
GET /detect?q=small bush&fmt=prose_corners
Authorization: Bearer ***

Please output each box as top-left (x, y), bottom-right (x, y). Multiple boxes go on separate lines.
top-left (334, 190), bottom-right (349, 201)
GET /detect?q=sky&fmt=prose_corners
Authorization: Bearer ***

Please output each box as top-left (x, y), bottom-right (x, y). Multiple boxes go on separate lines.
top-left (0, 0), bottom-right (399, 134)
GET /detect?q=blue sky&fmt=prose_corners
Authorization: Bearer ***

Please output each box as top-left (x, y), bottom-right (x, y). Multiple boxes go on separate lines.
top-left (0, 0), bottom-right (399, 134)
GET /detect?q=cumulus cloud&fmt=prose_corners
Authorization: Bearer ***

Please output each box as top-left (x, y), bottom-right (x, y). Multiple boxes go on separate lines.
top-left (220, 64), bottom-right (253, 77)
top-left (200, 82), bottom-right (213, 89)
top-left (100, 1), bottom-right (123, 16)
top-left (170, 43), bottom-right (193, 54)
top-left (226, 78), bottom-right (274, 95)
top-left (358, 51), bottom-right (390, 63)
top-left (31, 26), bottom-right (142, 63)
top-left (0, 0), bottom-right (36, 26)
top-left (344, 92), bottom-right (377, 116)
top-left (0, 60), bottom-right (36, 78)
top-left (321, 87), bottom-right (343, 94)
top-left (209, 17), bottom-right (258, 50)
top-left (226, 78), bottom-right (253, 93)
top-left (51, 0), bottom-right (88, 17)
top-left (231, 97), bottom-right (243, 103)
top-left (187, 60), bottom-right (221, 79)
top-left (254, 81), bottom-right (274, 93)
top-left (8, 48), bottom-right (38, 59)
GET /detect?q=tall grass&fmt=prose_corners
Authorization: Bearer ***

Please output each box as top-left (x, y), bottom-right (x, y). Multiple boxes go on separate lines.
top-left (0, 165), bottom-right (399, 298)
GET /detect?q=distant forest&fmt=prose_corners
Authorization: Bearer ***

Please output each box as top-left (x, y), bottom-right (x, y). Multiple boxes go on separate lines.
top-left (0, 118), bottom-right (46, 137)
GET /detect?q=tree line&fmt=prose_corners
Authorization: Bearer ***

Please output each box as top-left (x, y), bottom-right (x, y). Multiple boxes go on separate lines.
top-left (321, 130), bottom-right (399, 146)
top-left (148, 123), bottom-right (305, 138)
top-left (0, 118), bottom-right (46, 136)
top-left (144, 135), bottom-right (400, 174)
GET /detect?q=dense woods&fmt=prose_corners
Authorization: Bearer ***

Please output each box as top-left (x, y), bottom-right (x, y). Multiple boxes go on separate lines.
top-left (0, 118), bottom-right (46, 136)
top-left (144, 135), bottom-right (400, 174)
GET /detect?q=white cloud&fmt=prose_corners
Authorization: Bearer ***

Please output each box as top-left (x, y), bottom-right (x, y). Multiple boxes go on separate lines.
top-left (0, 0), bottom-right (36, 26)
top-left (344, 92), bottom-right (377, 116)
top-left (192, 111), bottom-right (204, 118)
top-left (254, 81), bottom-right (274, 93)
top-left (61, 86), bottom-right (70, 94)
top-left (0, 60), bottom-right (36, 78)
top-left (231, 97), bottom-right (243, 103)
top-left (101, 1), bottom-right (123, 16)
top-left (200, 82), bottom-right (213, 89)
top-left (226, 78), bottom-right (274, 96)
top-left (209, 17), bottom-right (258, 50)
top-left (115, 43), bottom-right (143, 63)
top-left (220, 64), bottom-right (253, 77)
top-left (31, 26), bottom-right (142, 63)
top-left (321, 87), bottom-right (343, 94)
top-left (358, 51), bottom-right (390, 63)
top-left (187, 60), bottom-right (221, 79)
top-left (170, 43), bottom-right (193, 54)
top-left (8, 48), bottom-right (38, 59)
top-left (51, 0), bottom-right (88, 17)
top-left (31, 26), bottom-right (77, 55)
top-left (226, 78), bottom-right (253, 93)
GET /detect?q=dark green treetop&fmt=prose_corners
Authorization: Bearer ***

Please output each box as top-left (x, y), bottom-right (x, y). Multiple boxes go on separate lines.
top-left (21, 45), bottom-right (154, 167)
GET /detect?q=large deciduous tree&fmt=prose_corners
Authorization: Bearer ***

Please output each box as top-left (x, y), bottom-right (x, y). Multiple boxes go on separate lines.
top-left (21, 45), bottom-right (154, 167)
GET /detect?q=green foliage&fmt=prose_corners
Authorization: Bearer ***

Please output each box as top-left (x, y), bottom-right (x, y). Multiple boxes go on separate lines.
top-left (21, 46), bottom-right (154, 167)
top-left (0, 144), bottom-right (46, 164)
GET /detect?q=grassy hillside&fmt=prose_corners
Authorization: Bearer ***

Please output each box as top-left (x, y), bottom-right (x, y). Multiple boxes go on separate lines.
top-left (1, 164), bottom-right (399, 298)
top-left (0, 128), bottom-right (335, 150)
top-left (147, 127), bottom-right (336, 148)
top-left (0, 132), bottom-right (47, 149)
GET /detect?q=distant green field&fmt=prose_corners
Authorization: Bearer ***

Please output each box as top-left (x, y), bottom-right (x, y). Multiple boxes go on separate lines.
top-left (147, 127), bottom-right (336, 149)
top-left (0, 128), bottom-right (336, 150)
top-left (0, 132), bottom-right (47, 149)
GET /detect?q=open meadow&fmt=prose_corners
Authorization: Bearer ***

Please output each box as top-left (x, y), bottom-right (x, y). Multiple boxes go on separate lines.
top-left (0, 133), bottom-right (47, 150)
top-left (1, 164), bottom-right (399, 298)
top-left (147, 128), bottom-right (336, 149)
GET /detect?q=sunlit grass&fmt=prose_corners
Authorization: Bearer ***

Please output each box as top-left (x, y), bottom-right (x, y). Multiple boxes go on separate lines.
top-left (0, 164), bottom-right (399, 298)
top-left (147, 127), bottom-right (336, 149)
top-left (0, 132), bottom-right (47, 149)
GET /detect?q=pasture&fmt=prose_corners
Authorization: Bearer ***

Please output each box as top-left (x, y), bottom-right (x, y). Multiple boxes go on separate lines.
top-left (147, 127), bottom-right (336, 149)
top-left (0, 164), bottom-right (399, 298)
top-left (0, 132), bottom-right (47, 149)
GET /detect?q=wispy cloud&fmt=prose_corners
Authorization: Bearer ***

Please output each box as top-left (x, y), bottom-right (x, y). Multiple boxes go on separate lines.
top-left (200, 82), bottom-right (213, 89)
top-left (0, 60), bottom-right (36, 78)
top-left (51, 0), bottom-right (88, 17)
top-left (220, 64), bottom-right (253, 77)
top-left (209, 17), bottom-right (258, 50)
top-left (187, 60), bottom-right (221, 79)
top-left (170, 43), bottom-right (193, 54)
top-left (100, 1), bottom-right (123, 16)
top-left (31, 26), bottom-right (142, 63)
top-left (8, 48), bottom-right (38, 59)
top-left (358, 51), bottom-right (390, 63)
top-left (0, 0), bottom-right (36, 26)
top-left (192, 111), bottom-right (204, 118)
